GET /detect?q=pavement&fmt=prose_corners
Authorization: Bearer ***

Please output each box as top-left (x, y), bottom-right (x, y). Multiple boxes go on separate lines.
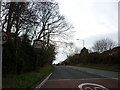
top-left (35, 66), bottom-right (119, 90)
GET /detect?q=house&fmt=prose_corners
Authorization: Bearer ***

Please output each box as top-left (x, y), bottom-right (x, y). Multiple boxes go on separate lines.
top-left (102, 46), bottom-right (120, 56)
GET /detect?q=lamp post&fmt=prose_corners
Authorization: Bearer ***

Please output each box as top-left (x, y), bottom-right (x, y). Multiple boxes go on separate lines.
top-left (76, 39), bottom-right (85, 48)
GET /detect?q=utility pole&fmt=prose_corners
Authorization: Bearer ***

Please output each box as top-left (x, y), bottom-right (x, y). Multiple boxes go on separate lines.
top-left (0, 38), bottom-right (2, 90)
top-left (82, 40), bottom-right (84, 48)
top-left (76, 39), bottom-right (85, 48)
top-left (0, 1), bottom-right (2, 89)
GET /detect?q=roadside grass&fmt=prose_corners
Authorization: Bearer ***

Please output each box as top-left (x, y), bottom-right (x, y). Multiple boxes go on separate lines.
top-left (71, 64), bottom-right (120, 72)
top-left (3, 65), bottom-right (52, 88)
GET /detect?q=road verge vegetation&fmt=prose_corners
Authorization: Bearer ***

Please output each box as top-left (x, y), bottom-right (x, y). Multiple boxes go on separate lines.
top-left (60, 47), bottom-right (120, 72)
top-left (3, 65), bottom-right (52, 88)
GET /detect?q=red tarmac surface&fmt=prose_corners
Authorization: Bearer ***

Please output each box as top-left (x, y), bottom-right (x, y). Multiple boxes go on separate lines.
top-left (41, 78), bottom-right (119, 90)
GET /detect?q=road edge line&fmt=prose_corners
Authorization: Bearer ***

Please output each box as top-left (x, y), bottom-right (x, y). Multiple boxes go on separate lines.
top-left (35, 73), bottom-right (52, 88)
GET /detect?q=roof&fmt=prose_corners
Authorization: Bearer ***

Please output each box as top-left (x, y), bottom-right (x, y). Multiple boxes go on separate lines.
top-left (102, 46), bottom-right (120, 55)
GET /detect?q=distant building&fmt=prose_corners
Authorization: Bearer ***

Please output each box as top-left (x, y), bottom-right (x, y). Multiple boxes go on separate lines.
top-left (102, 46), bottom-right (120, 55)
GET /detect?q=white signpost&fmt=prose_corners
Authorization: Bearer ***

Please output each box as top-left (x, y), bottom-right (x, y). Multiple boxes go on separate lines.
top-left (0, 34), bottom-right (2, 90)
top-left (34, 40), bottom-right (43, 49)
top-left (0, 1), bottom-right (2, 89)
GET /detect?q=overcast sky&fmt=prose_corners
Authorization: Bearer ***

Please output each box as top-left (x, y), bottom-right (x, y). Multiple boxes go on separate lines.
top-left (52, 0), bottom-right (119, 64)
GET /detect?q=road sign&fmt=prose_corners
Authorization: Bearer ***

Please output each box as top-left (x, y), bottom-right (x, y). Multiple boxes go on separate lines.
top-left (0, 31), bottom-right (8, 45)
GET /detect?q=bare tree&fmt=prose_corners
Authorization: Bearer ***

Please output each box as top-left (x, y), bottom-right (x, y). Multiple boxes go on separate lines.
top-left (74, 47), bottom-right (81, 54)
top-left (32, 2), bottom-right (73, 46)
top-left (1, 2), bottom-right (38, 37)
top-left (92, 38), bottom-right (116, 53)
top-left (62, 42), bottom-right (80, 57)
top-left (2, 1), bottom-right (73, 46)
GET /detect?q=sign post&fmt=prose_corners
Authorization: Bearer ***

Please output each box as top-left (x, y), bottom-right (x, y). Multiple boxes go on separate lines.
top-left (0, 1), bottom-right (2, 89)
top-left (0, 32), bottom-right (2, 90)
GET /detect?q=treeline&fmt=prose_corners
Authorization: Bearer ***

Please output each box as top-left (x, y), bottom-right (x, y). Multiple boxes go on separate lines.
top-left (61, 47), bottom-right (120, 66)
top-left (3, 34), bottom-right (55, 77)
top-left (2, 1), bottom-right (71, 77)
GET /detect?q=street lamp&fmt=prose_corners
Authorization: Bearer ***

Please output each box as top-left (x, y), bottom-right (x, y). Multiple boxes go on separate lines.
top-left (76, 39), bottom-right (85, 48)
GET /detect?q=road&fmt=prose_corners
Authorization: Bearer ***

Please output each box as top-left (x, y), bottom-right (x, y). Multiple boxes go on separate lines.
top-left (37, 66), bottom-right (119, 89)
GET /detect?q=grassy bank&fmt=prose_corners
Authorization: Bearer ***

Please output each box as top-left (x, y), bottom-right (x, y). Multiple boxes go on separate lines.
top-left (71, 64), bottom-right (120, 72)
top-left (3, 65), bottom-right (52, 88)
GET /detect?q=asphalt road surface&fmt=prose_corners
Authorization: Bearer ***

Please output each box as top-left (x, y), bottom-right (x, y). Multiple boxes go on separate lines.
top-left (39, 66), bottom-right (119, 90)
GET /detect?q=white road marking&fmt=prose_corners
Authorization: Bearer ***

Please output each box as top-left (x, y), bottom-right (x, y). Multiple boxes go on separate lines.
top-left (48, 78), bottom-right (116, 81)
top-left (111, 78), bottom-right (118, 80)
top-left (35, 73), bottom-right (52, 88)
top-left (78, 83), bottom-right (109, 90)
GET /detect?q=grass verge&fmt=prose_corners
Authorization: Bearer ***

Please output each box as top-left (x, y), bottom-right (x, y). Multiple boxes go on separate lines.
top-left (3, 65), bottom-right (52, 88)
top-left (71, 64), bottom-right (120, 72)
